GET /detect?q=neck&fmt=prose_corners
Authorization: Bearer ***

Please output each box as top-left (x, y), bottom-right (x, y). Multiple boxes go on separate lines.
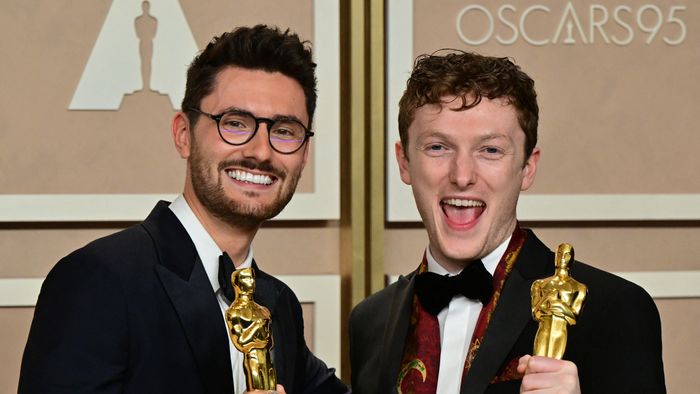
top-left (236, 292), bottom-right (252, 301)
top-left (427, 246), bottom-right (479, 274)
top-left (183, 189), bottom-right (258, 266)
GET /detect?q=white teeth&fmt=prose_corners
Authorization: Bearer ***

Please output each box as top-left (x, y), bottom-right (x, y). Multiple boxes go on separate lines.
top-left (443, 198), bottom-right (484, 207)
top-left (227, 170), bottom-right (273, 185)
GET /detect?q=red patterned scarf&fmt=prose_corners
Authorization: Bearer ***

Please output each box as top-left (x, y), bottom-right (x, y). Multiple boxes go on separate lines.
top-left (396, 227), bottom-right (526, 393)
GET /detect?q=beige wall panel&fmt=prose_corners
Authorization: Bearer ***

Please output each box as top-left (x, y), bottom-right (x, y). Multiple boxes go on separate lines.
top-left (0, 308), bottom-right (34, 394)
top-left (0, 227), bottom-right (126, 277)
top-left (528, 225), bottom-right (700, 272)
top-left (1, 92), bottom-right (184, 193)
top-left (181, 0), bottom-right (313, 43)
top-left (0, 225), bottom-right (339, 277)
top-left (1, 1), bottom-right (183, 194)
top-left (384, 225), bottom-right (700, 274)
top-left (384, 227), bottom-right (429, 274)
top-left (254, 224), bottom-right (341, 274)
top-left (1, 0), bottom-right (316, 195)
top-left (409, 0), bottom-right (699, 194)
top-left (656, 299), bottom-right (700, 393)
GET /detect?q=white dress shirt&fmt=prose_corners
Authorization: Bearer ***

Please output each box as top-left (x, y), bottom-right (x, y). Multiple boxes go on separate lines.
top-left (169, 195), bottom-right (252, 394)
top-left (426, 236), bottom-right (511, 394)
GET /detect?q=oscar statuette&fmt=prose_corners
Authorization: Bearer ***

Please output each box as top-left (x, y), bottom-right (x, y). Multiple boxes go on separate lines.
top-left (530, 243), bottom-right (587, 359)
top-left (225, 268), bottom-right (277, 391)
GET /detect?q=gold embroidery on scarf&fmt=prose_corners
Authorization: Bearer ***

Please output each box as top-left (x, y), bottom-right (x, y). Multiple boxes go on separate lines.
top-left (464, 243), bottom-right (524, 371)
top-left (397, 358), bottom-right (428, 394)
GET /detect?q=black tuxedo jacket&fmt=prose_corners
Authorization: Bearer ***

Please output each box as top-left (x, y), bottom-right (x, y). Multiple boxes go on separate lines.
top-left (20, 201), bottom-right (349, 394)
top-left (350, 230), bottom-right (665, 393)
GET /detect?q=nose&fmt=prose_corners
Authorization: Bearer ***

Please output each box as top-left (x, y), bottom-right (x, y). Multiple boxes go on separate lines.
top-left (449, 152), bottom-right (476, 189)
top-left (240, 123), bottom-right (274, 161)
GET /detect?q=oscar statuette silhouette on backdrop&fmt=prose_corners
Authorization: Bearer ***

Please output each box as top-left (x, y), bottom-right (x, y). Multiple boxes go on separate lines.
top-left (135, 0), bottom-right (157, 93)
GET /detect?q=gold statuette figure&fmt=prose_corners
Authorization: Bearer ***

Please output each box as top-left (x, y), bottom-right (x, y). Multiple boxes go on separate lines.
top-left (225, 268), bottom-right (277, 390)
top-left (531, 243), bottom-right (587, 359)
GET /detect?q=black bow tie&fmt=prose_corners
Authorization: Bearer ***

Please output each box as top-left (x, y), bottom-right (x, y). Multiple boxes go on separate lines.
top-left (218, 252), bottom-right (236, 304)
top-left (414, 260), bottom-right (494, 316)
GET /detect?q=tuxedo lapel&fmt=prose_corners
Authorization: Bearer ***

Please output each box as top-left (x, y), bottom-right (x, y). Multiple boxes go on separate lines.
top-left (144, 202), bottom-right (233, 394)
top-left (460, 267), bottom-right (532, 392)
top-left (380, 272), bottom-right (416, 393)
top-left (461, 230), bottom-right (553, 393)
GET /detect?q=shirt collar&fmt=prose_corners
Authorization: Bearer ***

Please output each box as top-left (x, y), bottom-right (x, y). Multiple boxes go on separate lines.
top-left (169, 195), bottom-right (253, 292)
top-left (426, 235), bottom-right (512, 277)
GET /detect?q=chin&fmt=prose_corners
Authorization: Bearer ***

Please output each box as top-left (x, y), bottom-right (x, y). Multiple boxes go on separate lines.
top-left (442, 231), bottom-right (488, 259)
top-left (446, 250), bottom-right (481, 263)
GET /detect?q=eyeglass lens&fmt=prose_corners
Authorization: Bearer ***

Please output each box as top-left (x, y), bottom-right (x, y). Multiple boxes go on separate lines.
top-left (218, 112), bottom-right (307, 153)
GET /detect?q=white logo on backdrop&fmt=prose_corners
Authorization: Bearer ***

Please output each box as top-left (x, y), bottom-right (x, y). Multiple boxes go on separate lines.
top-left (69, 0), bottom-right (198, 110)
top-left (456, 2), bottom-right (687, 47)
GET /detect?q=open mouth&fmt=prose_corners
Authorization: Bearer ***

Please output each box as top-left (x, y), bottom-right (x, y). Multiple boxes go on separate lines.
top-left (440, 198), bottom-right (485, 227)
top-left (226, 169), bottom-right (276, 186)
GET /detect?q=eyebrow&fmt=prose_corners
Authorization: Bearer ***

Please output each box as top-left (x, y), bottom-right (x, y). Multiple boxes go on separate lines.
top-left (419, 130), bottom-right (512, 144)
top-left (475, 132), bottom-right (513, 144)
top-left (217, 106), bottom-right (306, 124)
top-left (418, 130), bottom-right (451, 140)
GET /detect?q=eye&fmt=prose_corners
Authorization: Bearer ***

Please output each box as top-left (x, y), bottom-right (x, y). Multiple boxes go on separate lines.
top-left (419, 142), bottom-right (451, 157)
top-left (220, 113), bottom-right (253, 131)
top-left (272, 127), bottom-right (295, 137)
top-left (223, 119), bottom-right (246, 129)
top-left (271, 121), bottom-right (305, 141)
top-left (479, 146), bottom-right (506, 159)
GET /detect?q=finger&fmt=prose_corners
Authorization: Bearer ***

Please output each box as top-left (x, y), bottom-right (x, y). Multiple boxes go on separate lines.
top-left (276, 384), bottom-right (287, 394)
top-left (524, 356), bottom-right (576, 375)
top-left (521, 371), bottom-right (557, 392)
top-left (517, 354), bottom-right (532, 374)
top-left (520, 358), bottom-right (580, 394)
top-left (521, 371), bottom-right (579, 393)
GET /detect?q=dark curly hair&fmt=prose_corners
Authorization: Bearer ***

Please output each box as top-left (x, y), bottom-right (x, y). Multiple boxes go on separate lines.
top-left (181, 25), bottom-right (317, 128)
top-left (398, 50), bottom-right (538, 161)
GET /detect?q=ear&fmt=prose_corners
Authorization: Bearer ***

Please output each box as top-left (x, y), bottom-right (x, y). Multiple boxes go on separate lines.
top-left (395, 141), bottom-right (412, 185)
top-left (172, 112), bottom-right (192, 159)
top-left (520, 147), bottom-right (540, 191)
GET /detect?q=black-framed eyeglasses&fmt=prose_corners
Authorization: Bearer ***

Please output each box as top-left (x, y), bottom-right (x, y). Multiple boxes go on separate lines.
top-left (188, 108), bottom-right (314, 154)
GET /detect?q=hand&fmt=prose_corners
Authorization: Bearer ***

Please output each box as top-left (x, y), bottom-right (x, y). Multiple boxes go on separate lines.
top-left (247, 384), bottom-right (287, 394)
top-left (517, 355), bottom-right (580, 394)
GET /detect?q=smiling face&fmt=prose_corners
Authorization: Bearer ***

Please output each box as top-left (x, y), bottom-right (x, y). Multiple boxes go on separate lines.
top-left (397, 96), bottom-right (539, 271)
top-left (173, 66), bottom-right (309, 230)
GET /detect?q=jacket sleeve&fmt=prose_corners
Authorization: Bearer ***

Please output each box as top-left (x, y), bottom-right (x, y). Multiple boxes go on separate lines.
top-left (18, 251), bottom-right (129, 394)
top-left (578, 281), bottom-right (666, 393)
top-left (278, 284), bottom-right (350, 394)
top-left (300, 344), bottom-right (351, 394)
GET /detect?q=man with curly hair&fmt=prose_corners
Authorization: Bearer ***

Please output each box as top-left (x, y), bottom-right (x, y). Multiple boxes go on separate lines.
top-left (350, 51), bottom-right (665, 393)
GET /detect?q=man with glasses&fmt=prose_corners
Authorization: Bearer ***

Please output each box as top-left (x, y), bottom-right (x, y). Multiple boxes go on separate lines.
top-left (20, 25), bottom-right (348, 394)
